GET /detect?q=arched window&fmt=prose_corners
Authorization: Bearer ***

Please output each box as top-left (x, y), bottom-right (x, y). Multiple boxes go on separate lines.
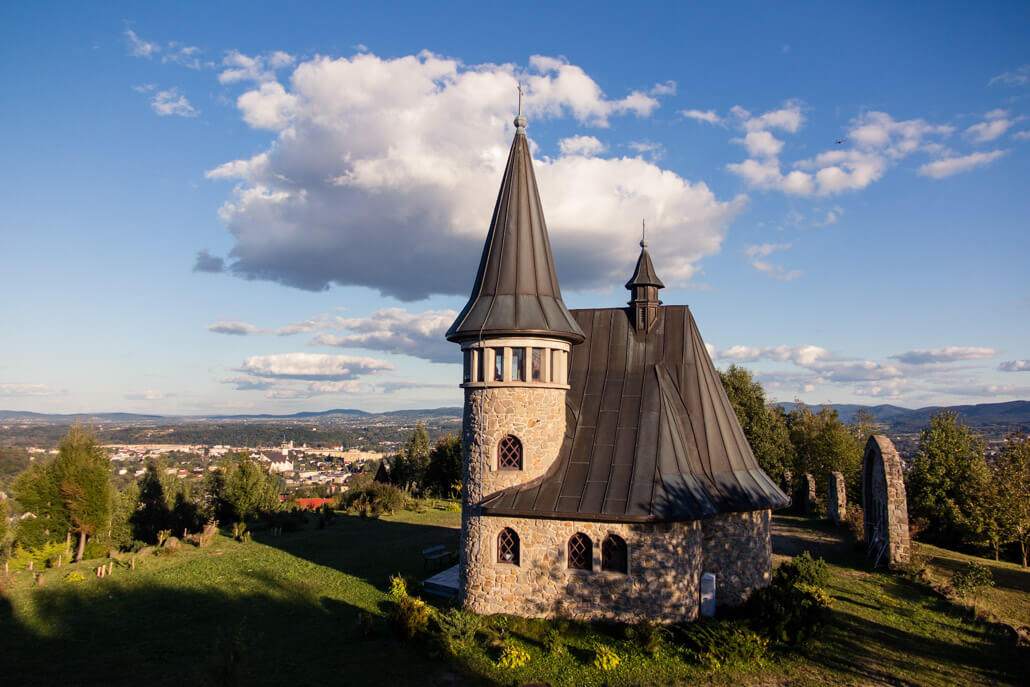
top-left (601, 534), bottom-right (628, 573)
top-left (498, 435), bottom-right (523, 470)
top-left (497, 527), bottom-right (520, 565)
top-left (567, 532), bottom-right (592, 571)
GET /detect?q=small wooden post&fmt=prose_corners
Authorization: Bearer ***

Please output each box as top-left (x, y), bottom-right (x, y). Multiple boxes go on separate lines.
top-left (27, 561), bottom-right (33, 571)
top-left (131, 557), bottom-right (136, 570)
top-left (108, 562), bottom-right (114, 576)
top-left (57, 555), bottom-right (62, 568)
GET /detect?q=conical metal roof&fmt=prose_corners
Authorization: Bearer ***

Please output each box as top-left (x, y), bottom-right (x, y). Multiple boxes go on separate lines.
top-left (625, 241), bottom-right (665, 289)
top-left (446, 118), bottom-right (585, 344)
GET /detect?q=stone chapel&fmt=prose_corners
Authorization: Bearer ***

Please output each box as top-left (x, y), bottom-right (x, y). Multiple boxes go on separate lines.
top-left (445, 114), bottom-right (788, 622)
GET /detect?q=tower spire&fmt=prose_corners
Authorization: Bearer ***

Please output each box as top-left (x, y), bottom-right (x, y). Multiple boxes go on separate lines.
top-left (626, 226), bottom-right (664, 332)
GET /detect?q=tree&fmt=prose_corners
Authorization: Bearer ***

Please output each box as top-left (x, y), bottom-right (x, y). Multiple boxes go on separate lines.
top-left (424, 435), bottom-right (462, 497)
top-left (993, 433), bottom-right (1030, 566)
top-left (220, 459), bottom-right (281, 522)
top-left (392, 422), bottom-right (432, 492)
top-left (50, 426), bottom-right (113, 561)
top-left (11, 462), bottom-right (69, 548)
top-left (906, 411), bottom-right (990, 547)
top-left (131, 462), bottom-right (173, 544)
top-left (718, 365), bottom-right (794, 481)
top-left (0, 496), bottom-right (9, 557)
top-left (786, 403), bottom-right (863, 496)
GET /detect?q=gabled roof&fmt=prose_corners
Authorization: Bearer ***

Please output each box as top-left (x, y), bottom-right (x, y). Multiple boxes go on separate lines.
top-left (446, 118), bottom-right (585, 344)
top-left (625, 242), bottom-right (665, 289)
top-left (480, 305), bottom-right (789, 522)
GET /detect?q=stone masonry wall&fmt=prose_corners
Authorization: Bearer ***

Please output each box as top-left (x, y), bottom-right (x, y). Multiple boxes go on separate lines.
top-left (701, 510), bottom-right (772, 606)
top-left (862, 435), bottom-right (911, 567)
top-left (461, 515), bottom-right (702, 623)
top-left (462, 387), bottom-right (565, 505)
top-left (827, 471), bottom-right (847, 523)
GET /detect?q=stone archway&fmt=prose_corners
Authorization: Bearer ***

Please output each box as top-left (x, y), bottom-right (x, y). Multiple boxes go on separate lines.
top-left (862, 435), bottom-right (910, 567)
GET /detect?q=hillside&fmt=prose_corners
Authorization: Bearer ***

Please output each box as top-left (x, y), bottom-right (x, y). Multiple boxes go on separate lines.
top-left (775, 400), bottom-right (1030, 434)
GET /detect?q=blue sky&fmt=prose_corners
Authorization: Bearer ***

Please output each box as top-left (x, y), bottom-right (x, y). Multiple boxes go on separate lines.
top-left (1, 1), bottom-right (1028, 414)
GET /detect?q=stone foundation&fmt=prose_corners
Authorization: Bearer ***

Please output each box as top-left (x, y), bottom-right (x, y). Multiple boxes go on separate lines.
top-left (461, 509), bottom-right (774, 622)
top-left (700, 510), bottom-right (773, 606)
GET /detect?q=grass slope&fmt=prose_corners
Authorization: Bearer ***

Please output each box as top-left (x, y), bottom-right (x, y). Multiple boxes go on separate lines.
top-left (1, 511), bottom-right (1026, 686)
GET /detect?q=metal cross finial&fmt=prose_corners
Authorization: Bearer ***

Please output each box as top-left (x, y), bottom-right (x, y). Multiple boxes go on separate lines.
top-left (517, 82), bottom-right (523, 116)
top-left (641, 219), bottom-right (648, 248)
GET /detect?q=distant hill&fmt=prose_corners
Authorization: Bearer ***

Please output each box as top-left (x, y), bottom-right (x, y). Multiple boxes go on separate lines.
top-left (774, 400), bottom-right (1030, 433)
top-left (0, 407), bottom-right (462, 425)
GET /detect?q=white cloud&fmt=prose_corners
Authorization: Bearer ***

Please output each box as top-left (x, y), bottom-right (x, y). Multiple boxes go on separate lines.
top-left (558, 135), bottom-right (606, 157)
top-left (891, 346), bottom-right (998, 364)
top-left (734, 130), bottom-right (783, 158)
top-left (1014, 130), bottom-right (1030, 141)
top-left (207, 320), bottom-right (262, 336)
top-left (151, 88), bottom-right (198, 117)
top-left (719, 344), bottom-right (831, 366)
top-left (0, 383), bottom-right (62, 397)
top-left (965, 110), bottom-right (1021, 143)
top-left (813, 206), bottom-right (843, 226)
top-left (1000, 360), bottom-right (1030, 372)
top-left (309, 308), bottom-right (457, 363)
top-left (162, 42), bottom-right (202, 69)
top-left (236, 352), bottom-right (393, 380)
top-left (989, 64), bottom-right (1030, 87)
top-left (742, 244), bottom-right (801, 280)
top-left (627, 140), bottom-right (665, 160)
top-left (917, 150), bottom-right (1007, 178)
top-left (731, 101), bottom-right (805, 133)
top-left (218, 50), bottom-right (294, 84)
top-left (206, 51), bottom-right (742, 299)
top-left (125, 390), bottom-right (175, 401)
top-left (649, 81), bottom-right (677, 96)
top-left (133, 83), bottom-right (156, 94)
top-left (680, 109), bottom-right (721, 125)
top-left (125, 29), bottom-right (159, 58)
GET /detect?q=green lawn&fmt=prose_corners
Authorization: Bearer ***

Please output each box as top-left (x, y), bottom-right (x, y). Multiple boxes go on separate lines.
top-left (1, 510), bottom-right (1026, 686)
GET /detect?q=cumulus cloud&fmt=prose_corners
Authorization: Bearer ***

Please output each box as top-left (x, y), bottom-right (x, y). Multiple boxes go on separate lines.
top-left (742, 243), bottom-right (801, 280)
top-left (1000, 360), bottom-right (1030, 372)
top-left (205, 50), bottom-right (740, 299)
top-left (309, 308), bottom-right (457, 363)
top-left (125, 390), bottom-right (175, 400)
top-left (989, 65), bottom-right (1030, 87)
top-left (0, 383), bottom-right (62, 397)
top-left (236, 352), bottom-right (392, 380)
top-left (193, 250), bottom-right (225, 272)
top-left (918, 150), bottom-right (1008, 178)
top-left (558, 135), bottom-right (606, 156)
top-left (891, 347), bottom-right (998, 364)
top-left (731, 101), bottom-right (805, 133)
top-left (207, 320), bottom-right (261, 336)
top-left (1014, 131), bottom-right (1030, 141)
top-left (965, 109), bottom-right (1019, 143)
top-left (125, 29), bottom-right (159, 58)
top-left (162, 42), bottom-right (202, 69)
top-left (218, 50), bottom-right (295, 84)
top-left (680, 109), bottom-right (721, 125)
top-left (734, 130), bottom-right (784, 158)
top-left (627, 140), bottom-right (665, 160)
top-left (151, 88), bottom-right (198, 117)
top-left (719, 344), bottom-right (831, 367)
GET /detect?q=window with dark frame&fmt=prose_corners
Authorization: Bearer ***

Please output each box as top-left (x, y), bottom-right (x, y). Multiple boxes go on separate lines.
top-left (531, 348), bottom-right (544, 381)
top-left (497, 434), bottom-right (523, 470)
top-left (511, 347), bottom-right (526, 382)
top-left (497, 527), bottom-right (520, 565)
top-left (494, 348), bottom-right (504, 381)
top-left (601, 534), bottom-right (628, 573)
top-left (567, 532), bottom-right (592, 571)
top-left (463, 350), bottom-right (472, 383)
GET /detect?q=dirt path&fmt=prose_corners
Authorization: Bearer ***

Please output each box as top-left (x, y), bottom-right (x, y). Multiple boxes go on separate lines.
top-left (771, 515), bottom-right (853, 565)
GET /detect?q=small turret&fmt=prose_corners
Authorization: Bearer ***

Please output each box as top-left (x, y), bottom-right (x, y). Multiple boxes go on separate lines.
top-left (626, 235), bottom-right (664, 332)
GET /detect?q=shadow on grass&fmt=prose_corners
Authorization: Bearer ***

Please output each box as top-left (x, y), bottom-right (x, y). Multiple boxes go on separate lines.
top-left (0, 515), bottom-right (491, 687)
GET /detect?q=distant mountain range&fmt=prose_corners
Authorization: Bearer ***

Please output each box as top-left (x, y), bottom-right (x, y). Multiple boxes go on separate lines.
top-left (773, 400), bottom-right (1030, 433)
top-left (2, 401), bottom-right (1028, 434)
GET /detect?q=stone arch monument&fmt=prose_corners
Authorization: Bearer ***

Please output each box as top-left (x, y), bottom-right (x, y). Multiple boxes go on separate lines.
top-left (862, 435), bottom-right (910, 567)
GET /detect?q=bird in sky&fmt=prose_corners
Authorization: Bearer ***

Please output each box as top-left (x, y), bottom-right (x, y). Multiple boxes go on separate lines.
top-left (836, 138), bottom-right (846, 145)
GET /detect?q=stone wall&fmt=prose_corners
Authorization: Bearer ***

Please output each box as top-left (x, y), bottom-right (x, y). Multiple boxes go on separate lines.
top-left (461, 386), bottom-right (565, 504)
top-left (803, 473), bottom-right (817, 515)
top-left (461, 515), bottom-right (702, 622)
top-left (701, 510), bottom-right (773, 606)
top-left (862, 435), bottom-right (910, 567)
top-left (827, 471), bottom-right (846, 523)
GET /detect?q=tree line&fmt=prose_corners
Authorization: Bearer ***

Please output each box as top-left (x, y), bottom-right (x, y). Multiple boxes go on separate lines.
top-left (719, 364), bottom-right (1030, 566)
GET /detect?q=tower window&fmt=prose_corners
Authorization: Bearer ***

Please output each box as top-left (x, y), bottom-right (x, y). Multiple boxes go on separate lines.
top-left (531, 348), bottom-right (544, 381)
top-left (567, 532), bottom-right (592, 571)
top-left (601, 534), bottom-right (628, 574)
top-left (512, 347), bottom-right (526, 382)
top-left (497, 527), bottom-right (520, 565)
top-left (497, 435), bottom-right (523, 470)
top-left (494, 349), bottom-right (504, 382)
top-left (463, 350), bottom-right (472, 383)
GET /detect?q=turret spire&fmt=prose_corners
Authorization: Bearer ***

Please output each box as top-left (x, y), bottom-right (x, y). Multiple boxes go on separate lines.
top-left (626, 226), bottom-right (664, 332)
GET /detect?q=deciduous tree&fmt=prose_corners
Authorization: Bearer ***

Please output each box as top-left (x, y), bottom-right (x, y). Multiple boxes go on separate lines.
top-left (718, 365), bottom-right (794, 481)
top-left (50, 426), bottom-right (113, 561)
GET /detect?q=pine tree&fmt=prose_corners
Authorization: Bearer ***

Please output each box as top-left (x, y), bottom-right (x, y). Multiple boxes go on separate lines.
top-left (994, 433), bottom-right (1030, 565)
top-left (50, 426), bottom-right (113, 561)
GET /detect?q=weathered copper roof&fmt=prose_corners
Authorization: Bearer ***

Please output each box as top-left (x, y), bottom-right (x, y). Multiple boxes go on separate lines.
top-left (481, 305), bottom-right (789, 521)
top-left (625, 242), bottom-right (665, 289)
top-left (446, 119), bottom-right (585, 344)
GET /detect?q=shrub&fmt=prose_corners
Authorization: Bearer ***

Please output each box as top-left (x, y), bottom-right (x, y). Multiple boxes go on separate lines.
top-left (496, 642), bottom-right (530, 669)
top-left (951, 561), bottom-right (994, 597)
top-left (592, 643), bottom-right (620, 671)
top-left (355, 611), bottom-right (376, 638)
top-left (543, 628), bottom-right (566, 656)
top-left (747, 552), bottom-right (832, 645)
top-left (64, 571), bottom-right (85, 583)
top-left (81, 539), bottom-right (110, 560)
top-left (341, 484), bottom-right (405, 518)
top-left (388, 573), bottom-right (408, 599)
top-left (843, 504), bottom-right (865, 543)
top-left (627, 619), bottom-right (670, 655)
top-left (8, 541), bottom-right (67, 571)
top-left (679, 620), bottom-right (768, 670)
top-left (436, 608), bottom-right (483, 646)
top-left (388, 596), bottom-right (430, 639)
